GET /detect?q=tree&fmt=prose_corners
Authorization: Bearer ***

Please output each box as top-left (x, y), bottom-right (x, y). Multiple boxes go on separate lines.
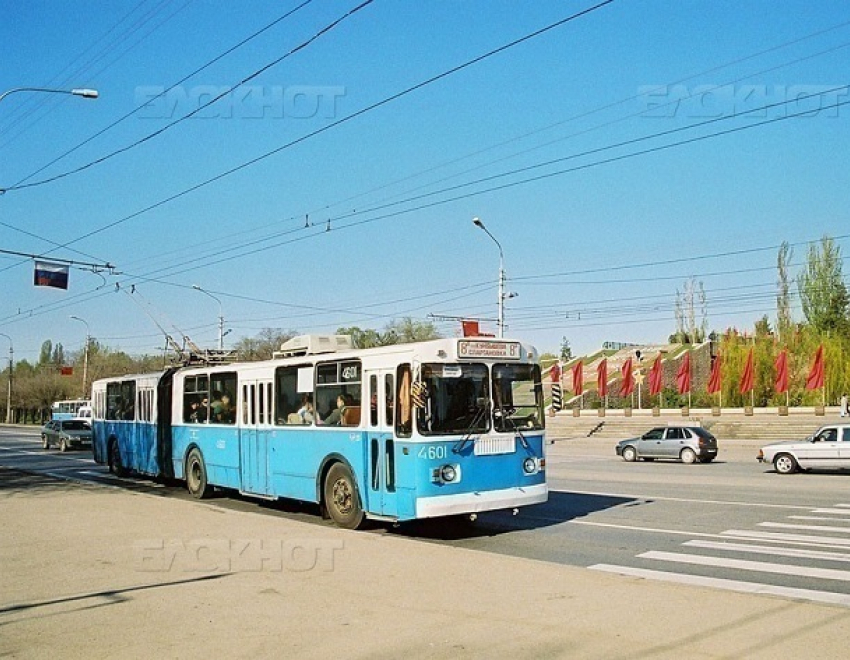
top-left (233, 328), bottom-right (297, 361)
top-left (336, 326), bottom-right (389, 349)
top-left (51, 343), bottom-right (65, 367)
top-left (383, 317), bottom-right (440, 344)
top-left (39, 340), bottom-right (52, 365)
top-left (776, 241), bottom-right (794, 341)
top-left (798, 235), bottom-right (849, 333)
top-left (671, 277), bottom-right (707, 343)
top-left (559, 336), bottom-right (573, 362)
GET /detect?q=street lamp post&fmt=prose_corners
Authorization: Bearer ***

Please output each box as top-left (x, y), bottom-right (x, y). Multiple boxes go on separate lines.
top-left (192, 285), bottom-right (224, 350)
top-left (69, 316), bottom-right (90, 399)
top-left (0, 87), bottom-right (99, 105)
top-left (0, 333), bottom-right (12, 424)
top-left (473, 217), bottom-right (509, 338)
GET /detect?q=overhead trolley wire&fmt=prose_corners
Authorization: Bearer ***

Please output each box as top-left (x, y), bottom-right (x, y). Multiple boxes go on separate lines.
top-left (4, 0), bottom-right (316, 191)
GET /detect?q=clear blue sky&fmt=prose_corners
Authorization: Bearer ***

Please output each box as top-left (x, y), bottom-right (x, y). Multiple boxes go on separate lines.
top-left (1, 0), bottom-right (849, 365)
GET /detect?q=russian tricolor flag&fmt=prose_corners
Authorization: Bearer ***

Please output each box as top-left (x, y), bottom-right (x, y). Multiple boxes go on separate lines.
top-left (34, 261), bottom-right (69, 290)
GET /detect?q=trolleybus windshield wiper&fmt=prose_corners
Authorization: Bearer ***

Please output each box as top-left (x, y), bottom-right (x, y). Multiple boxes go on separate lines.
top-left (498, 403), bottom-right (530, 450)
top-left (452, 399), bottom-right (488, 454)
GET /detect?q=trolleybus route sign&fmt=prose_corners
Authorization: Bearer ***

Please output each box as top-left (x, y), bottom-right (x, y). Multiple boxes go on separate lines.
top-left (457, 341), bottom-right (521, 360)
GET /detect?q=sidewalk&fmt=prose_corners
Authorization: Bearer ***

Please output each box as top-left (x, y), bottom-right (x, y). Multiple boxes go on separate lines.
top-left (1, 467), bottom-right (849, 659)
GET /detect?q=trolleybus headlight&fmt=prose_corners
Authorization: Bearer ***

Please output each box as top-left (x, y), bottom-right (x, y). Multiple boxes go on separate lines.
top-left (522, 457), bottom-right (538, 475)
top-left (440, 464), bottom-right (458, 483)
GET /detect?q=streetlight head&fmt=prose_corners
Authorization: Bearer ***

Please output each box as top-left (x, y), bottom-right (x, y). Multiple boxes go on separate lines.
top-left (70, 315), bottom-right (81, 321)
top-left (192, 284), bottom-right (201, 291)
top-left (71, 88), bottom-right (98, 99)
top-left (472, 217), bottom-right (483, 228)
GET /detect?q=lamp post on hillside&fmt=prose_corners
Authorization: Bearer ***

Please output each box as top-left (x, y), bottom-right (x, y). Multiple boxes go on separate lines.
top-left (0, 87), bottom-right (99, 105)
top-left (69, 316), bottom-right (90, 398)
top-left (0, 333), bottom-right (12, 424)
top-left (192, 285), bottom-right (225, 350)
top-left (473, 217), bottom-right (516, 338)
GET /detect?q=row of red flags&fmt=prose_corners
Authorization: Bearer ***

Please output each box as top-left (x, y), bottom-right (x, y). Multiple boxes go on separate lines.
top-left (566, 345), bottom-right (825, 397)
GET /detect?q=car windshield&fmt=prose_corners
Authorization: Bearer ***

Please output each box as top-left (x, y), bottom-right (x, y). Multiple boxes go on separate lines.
top-left (62, 421), bottom-right (90, 431)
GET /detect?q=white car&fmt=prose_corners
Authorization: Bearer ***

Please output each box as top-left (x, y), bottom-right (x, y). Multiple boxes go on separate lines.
top-left (758, 424), bottom-right (850, 474)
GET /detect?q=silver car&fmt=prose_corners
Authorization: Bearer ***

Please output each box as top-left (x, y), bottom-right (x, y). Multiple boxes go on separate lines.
top-left (616, 425), bottom-right (718, 464)
top-left (758, 425), bottom-right (850, 474)
top-left (41, 420), bottom-right (93, 452)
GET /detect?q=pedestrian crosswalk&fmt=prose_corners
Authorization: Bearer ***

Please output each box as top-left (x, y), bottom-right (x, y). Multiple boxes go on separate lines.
top-left (589, 502), bottom-right (850, 607)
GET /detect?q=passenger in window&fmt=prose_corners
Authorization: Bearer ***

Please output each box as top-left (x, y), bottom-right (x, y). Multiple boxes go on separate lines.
top-left (187, 398), bottom-right (203, 423)
top-left (322, 394), bottom-right (351, 426)
top-left (210, 391), bottom-right (223, 418)
top-left (297, 394), bottom-right (316, 424)
top-left (197, 396), bottom-right (209, 422)
top-left (214, 393), bottom-right (234, 423)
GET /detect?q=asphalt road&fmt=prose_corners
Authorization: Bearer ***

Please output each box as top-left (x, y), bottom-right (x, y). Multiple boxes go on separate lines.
top-left (4, 425), bottom-right (850, 608)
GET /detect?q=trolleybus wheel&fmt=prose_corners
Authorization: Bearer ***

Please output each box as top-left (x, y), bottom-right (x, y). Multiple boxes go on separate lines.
top-left (323, 462), bottom-right (365, 530)
top-left (186, 448), bottom-right (211, 499)
top-left (108, 440), bottom-right (128, 477)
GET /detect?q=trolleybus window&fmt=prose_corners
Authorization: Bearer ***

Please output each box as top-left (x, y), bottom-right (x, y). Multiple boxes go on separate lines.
top-left (183, 375), bottom-right (209, 423)
top-left (492, 363), bottom-right (544, 432)
top-left (417, 363), bottom-right (489, 436)
top-left (275, 365), bottom-right (314, 425)
top-left (315, 360), bottom-right (361, 426)
top-left (106, 381), bottom-right (136, 421)
top-left (210, 373), bottom-right (237, 424)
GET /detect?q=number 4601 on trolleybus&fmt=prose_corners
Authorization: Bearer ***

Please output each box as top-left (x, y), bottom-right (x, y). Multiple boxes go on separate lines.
top-left (90, 335), bottom-right (547, 528)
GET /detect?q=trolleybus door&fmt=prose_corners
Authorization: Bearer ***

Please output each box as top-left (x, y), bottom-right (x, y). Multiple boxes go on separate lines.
top-left (366, 369), bottom-right (397, 517)
top-left (240, 379), bottom-right (274, 496)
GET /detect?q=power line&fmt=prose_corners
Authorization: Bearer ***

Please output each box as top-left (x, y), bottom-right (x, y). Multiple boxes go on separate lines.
top-left (0, 0), bottom-right (375, 193)
top-left (0, 0), bottom-right (617, 271)
top-left (5, 0), bottom-right (315, 191)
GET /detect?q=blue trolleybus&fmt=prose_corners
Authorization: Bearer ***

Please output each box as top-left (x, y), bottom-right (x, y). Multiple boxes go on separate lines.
top-left (91, 335), bottom-right (547, 528)
top-left (51, 399), bottom-right (91, 421)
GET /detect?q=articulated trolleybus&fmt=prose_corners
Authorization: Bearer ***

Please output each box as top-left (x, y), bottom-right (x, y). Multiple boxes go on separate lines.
top-left (91, 335), bottom-right (547, 528)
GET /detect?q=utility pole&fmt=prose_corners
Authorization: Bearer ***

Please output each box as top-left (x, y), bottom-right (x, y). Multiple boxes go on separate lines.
top-left (0, 333), bottom-right (12, 424)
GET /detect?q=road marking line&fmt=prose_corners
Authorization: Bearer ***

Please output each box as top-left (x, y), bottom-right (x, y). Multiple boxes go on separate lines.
top-left (569, 520), bottom-right (735, 540)
top-left (640, 550), bottom-right (850, 582)
top-left (790, 515), bottom-right (850, 523)
top-left (760, 522), bottom-right (850, 534)
top-left (0, 446), bottom-right (94, 463)
top-left (812, 508), bottom-right (850, 515)
top-left (588, 564), bottom-right (850, 607)
top-left (684, 540), bottom-right (850, 563)
top-left (561, 488), bottom-right (813, 510)
top-left (722, 529), bottom-right (850, 549)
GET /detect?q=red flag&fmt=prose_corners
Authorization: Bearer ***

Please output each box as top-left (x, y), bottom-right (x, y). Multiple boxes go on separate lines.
top-left (676, 352), bottom-right (691, 395)
top-left (550, 362), bottom-right (561, 383)
top-left (571, 361), bottom-right (583, 396)
top-left (461, 320), bottom-right (479, 337)
top-left (597, 359), bottom-right (608, 397)
top-left (774, 350), bottom-right (789, 394)
top-left (620, 358), bottom-right (634, 396)
top-left (739, 347), bottom-right (754, 394)
top-left (707, 356), bottom-right (722, 394)
top-left (60, 366), bottom-right (74, 376)
top-left (648, 355), bottom-right (663, 395)
top-left (805, 344), bottom-right (825, 390)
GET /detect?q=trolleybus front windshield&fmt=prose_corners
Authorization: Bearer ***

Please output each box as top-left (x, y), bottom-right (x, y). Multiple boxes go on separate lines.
top-left (417, 363), bottom-right (489, 436)
top-left (492, 363), bottom-right (544, 432)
